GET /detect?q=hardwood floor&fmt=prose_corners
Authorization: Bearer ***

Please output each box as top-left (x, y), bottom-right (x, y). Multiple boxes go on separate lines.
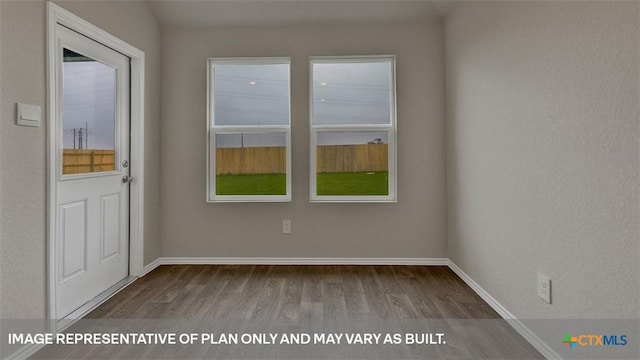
top-left (83, 265), bottom-right (494, 321)
top-left (32, 265), bottom-right (543, 359)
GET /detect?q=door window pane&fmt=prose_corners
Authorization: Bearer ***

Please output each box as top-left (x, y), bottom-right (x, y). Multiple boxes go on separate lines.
top-left (62, 49), bottom-right (116, 175)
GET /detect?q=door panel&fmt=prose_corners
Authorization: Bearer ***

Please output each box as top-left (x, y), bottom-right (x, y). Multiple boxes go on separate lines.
top-left (55, 25), bottom-right (130, 319)
top-left (59, 200), bottom-right (87, 281)
top-left (100, 193), bottom-right (121, 262)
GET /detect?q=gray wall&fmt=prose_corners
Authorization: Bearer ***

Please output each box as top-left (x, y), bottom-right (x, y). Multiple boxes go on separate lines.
top-left (445, 1), bottom-right (639, 319)
top-left (0, 0), bottom-right (161, 320)
top-left (160, 22), bottom-right (446, 258)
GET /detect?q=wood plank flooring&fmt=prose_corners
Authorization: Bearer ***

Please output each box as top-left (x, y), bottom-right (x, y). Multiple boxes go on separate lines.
top-left (32, 265), bottom-right (543, 359)
top-left (84, 265), bottom-right (498, 320)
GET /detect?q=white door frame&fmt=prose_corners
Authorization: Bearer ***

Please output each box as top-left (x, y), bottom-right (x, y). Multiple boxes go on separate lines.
top-left (46, 2), bottom-right (145, 325)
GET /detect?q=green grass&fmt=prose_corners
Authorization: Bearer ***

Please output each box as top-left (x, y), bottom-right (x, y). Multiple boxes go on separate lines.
top-left (216, 173), bottom-right (286, 195)
top-left (216, 171), bottom-right (388, 196)
top-left (317, 171), bottom-right (388, 196)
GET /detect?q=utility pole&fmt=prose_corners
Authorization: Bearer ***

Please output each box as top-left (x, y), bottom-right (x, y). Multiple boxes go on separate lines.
top-left (71, 124), bottom-right (90, 149)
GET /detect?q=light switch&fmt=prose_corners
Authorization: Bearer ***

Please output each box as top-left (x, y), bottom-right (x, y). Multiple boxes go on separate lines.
top-left (17, 103), bottom-right (41, 127)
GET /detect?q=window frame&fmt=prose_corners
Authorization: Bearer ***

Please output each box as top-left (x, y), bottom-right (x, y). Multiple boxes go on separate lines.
top-left (309, 55), bottom-right (397, 203)
top-left (207, 57), bottom-right (292, 202)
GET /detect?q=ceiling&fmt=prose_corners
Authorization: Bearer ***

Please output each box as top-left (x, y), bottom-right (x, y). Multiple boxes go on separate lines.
top-left (146, 0), bottom-right (459, 28)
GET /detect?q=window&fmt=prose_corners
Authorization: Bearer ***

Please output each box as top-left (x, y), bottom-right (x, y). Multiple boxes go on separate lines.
top-left (207, 58), bottom-right (291, 202)
top-left (62, 48), bottom-right (118, 175)
top-left (310, 56), bottom-right (397, 202)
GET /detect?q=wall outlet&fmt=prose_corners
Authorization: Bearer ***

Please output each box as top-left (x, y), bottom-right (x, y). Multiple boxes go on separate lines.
top-left (282, 219), bottom-right (291, 234)
top-left (537, 272), bottom-right (551, 304)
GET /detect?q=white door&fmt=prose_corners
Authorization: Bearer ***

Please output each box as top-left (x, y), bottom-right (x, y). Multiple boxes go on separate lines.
top-left (54, 25), bottom-right (130, 319)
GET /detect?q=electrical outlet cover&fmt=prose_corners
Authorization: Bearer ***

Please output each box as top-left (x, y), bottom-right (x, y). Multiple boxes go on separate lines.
top-left (537, 272), bottom-right (551, 304)
top-left (282, 219), bottom-right (292, 234)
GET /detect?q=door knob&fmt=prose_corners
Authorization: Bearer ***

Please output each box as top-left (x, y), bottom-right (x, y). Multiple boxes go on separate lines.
top-left (122, 175), bottom-right (134, 184)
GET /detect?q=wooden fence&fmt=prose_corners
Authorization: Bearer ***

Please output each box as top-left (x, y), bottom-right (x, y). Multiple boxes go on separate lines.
top-left (62, 145), bottom-right (387, 175)
top-left (215, 144), bottom-right (388, 175)
top-left (63, 149), bottom-right (115, 175)
top-left (317, 144), bottom-right (388, 173)
top-left (216, 146), bottom-right (286, 175)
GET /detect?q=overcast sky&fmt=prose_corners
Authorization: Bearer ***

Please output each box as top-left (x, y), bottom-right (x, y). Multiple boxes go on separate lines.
top-left (62, 56), bottom-right (116, 150)
top-left (62, 57), bottom-right (393, 150)
top-left (214, 60), bottom-right (392, 147)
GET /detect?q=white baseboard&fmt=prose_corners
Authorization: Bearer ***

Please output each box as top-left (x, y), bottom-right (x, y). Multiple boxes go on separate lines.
top-left (140, 257), bottom-right (448, 276)
top-left (153, 257), bottom-right (449, 266)
top-left (447, 260), bottom-right (560, 360)
top-left (141, 257), bottom-right (163, 276)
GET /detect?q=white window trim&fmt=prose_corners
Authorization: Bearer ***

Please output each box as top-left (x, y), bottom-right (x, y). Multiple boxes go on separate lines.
top-left (207, 57), bottom-right (292, 202)
top-left (309, 55), bottom-right (397, 203)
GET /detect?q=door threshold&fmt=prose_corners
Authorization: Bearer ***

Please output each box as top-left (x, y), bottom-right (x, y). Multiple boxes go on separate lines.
top-left (57, 276), bottom-right (136, 331)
